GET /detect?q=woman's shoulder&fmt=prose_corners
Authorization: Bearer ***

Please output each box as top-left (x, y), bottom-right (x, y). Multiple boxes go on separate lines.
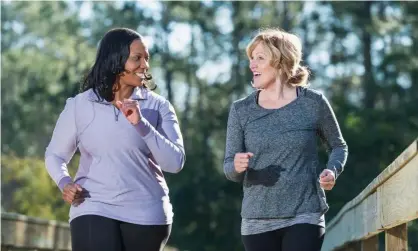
top-left (70, 88), bottom-right (97, 103)
top-left (231, 90), bottom-right (258, 110)
top-left (142, 89), bottom-right (180, 115)
top-left (57, 89), bottom-right (93, 109)
top-left (146, 89), bottom-right (167, 103)
top-left (145, 89), bottom-right (174, 109)
top-left (298, 85), bottom-right (326, 102)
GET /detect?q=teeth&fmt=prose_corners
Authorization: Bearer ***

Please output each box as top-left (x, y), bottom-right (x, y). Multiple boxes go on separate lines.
top-left (135, 72), bottom-right (145, 79)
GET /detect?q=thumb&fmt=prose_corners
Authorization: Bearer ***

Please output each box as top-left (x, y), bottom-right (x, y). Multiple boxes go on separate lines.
top-left (320, 170), bottom-right (329, 177)
top-left (247, 152), bottom-right (254, 158)
top-left (74, 184), bottom-right (83, 192)
top-left (115, 101), bottom-right (123, 110)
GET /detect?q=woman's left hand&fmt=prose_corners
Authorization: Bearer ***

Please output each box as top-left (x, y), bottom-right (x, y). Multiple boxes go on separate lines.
top-left (319, 169), bottom-right (336, 190)
top-left (116, 99), bottom-right (141, 125)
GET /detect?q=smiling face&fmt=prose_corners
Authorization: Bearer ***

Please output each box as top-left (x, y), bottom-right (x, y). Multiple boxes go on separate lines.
top-left (249, 42), bottom-right (278, 89)
top-left (246, 29), bottom-right (310, 90)
top-left (119, 39), bottom-right (150, 88)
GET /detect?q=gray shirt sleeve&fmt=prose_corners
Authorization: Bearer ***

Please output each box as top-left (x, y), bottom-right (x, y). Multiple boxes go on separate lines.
top-left (318, 94), bottom-right (348, 179)
top-left (223, 103), bottom-right (246, 182)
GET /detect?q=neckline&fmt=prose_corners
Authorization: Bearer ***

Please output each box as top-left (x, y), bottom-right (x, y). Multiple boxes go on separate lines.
top-left (87, 86), bottom-right (149, 105)
top-left (254, 87), bottom-right (303, 111)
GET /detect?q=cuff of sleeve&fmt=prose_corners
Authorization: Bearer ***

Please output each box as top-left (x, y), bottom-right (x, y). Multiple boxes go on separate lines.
top-left (225, 163), bottom-right (244, 182)
top-left (58, 176), bottom-right (73, 192)
top-left (134, 118), bottom-right (152, 137)
top-left (326, 167), bottom-right (338, 180)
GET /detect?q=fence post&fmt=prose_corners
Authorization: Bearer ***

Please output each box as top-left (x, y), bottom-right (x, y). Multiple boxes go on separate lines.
top-left (385, 223), bottom-right (408, 251)
top-left (361, 235), bottom-right (378, 251)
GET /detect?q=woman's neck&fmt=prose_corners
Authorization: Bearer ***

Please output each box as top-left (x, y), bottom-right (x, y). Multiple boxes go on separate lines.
top-left (113, 85), bottom-right (134, 102)
top-left (262, 79), bottom-right (296, 101)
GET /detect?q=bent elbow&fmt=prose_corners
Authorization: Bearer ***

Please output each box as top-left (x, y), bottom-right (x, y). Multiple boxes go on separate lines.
top-left (162, 148), bottom-right (186, 174)
top-left (177, 152), bottom-right (186, 173)
top-left (177, 150), bottom-right (186, 173)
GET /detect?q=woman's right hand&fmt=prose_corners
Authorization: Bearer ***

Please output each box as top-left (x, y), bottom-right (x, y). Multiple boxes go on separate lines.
top-left (234, 152), bottom-right (254, 173)
top-left (62, 183), bottom-right (85, 206)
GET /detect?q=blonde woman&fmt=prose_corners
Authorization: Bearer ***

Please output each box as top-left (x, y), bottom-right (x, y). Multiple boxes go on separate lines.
top-left (223, 28), bottom-right (348, 251)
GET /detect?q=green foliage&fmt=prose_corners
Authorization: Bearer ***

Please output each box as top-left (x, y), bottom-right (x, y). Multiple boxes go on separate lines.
top-left (1, 1), bottom-right (95, 157)
top-left (1, 154), bottom-right (79, 221)
top-left (1, 1), bottom-right (417, 250)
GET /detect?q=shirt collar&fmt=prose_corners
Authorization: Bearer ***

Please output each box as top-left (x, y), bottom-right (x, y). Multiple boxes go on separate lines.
top-left (88, 87), bottom-right (149, 104)
top-left (132, 86), bottom-right (149, 100)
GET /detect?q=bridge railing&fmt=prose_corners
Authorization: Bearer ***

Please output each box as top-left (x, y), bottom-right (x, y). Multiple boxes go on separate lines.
top-left (1, 212), bottom-right (71, 251)
top-left (1, 212), bottom-right (180, 251)
top-left (322, 138), bottom-right (418, 251)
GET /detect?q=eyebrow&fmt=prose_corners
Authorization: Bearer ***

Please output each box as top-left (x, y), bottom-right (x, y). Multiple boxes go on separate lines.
top-left (252, 52), bottom-right (266, 57)
top-left (131, 52), bottom-right (149, 57)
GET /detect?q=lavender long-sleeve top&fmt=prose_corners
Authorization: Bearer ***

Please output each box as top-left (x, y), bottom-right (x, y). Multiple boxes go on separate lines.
top-left (45, 87), bottom-right (185, 225)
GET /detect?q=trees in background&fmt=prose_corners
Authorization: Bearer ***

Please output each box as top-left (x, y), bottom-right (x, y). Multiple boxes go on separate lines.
top-left (1, 1), bottom-right (417, 250)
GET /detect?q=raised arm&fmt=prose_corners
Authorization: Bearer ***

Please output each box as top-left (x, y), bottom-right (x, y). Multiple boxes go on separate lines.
top-left (135, 99), bottom-right (185, 173)
top-left (318, 94), bottom-right (348, 179)
top-left (45, 98), bottom-right (77, 192)
top-left (223, 103), bottom-right (246, 182)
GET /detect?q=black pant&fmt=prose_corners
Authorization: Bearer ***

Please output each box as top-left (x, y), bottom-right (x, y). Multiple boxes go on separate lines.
top-left (70, 215), bottom-right (171, 251)
top-left (241, 224), bottom-right (325, 251)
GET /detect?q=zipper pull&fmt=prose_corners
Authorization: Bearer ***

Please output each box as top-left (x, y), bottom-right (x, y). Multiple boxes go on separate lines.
top-left (113, 106), bottom-right (120, 121)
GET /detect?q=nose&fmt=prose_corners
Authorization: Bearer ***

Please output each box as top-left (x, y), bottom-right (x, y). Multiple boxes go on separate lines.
top-left (249, 59), bottom-right (257, 71)
top-left (140, 58), bottom-right (149, 71)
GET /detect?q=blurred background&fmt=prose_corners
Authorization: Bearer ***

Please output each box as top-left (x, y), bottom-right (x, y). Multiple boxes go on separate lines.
top-left (1, 1), bottom-right (418, 250)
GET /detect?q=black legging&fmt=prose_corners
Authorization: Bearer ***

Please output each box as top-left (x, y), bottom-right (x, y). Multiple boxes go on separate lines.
top-left (241, 224), bottom-right (325, 251)
top-left (70, 215), bottom-right (171, 251)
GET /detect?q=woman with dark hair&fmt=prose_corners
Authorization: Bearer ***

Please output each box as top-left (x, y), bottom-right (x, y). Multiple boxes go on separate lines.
top-left (45, 27), bottom-right (185, 251)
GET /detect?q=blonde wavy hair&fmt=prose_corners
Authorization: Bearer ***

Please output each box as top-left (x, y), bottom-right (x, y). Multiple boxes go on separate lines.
top-left (246, 28), bottom-right (309, 87)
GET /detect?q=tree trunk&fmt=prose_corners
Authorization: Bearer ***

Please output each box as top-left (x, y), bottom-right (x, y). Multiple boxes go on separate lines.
top-left (231, 1), bottom-right (244, 99)
top-left (182, 29), bottom-right (196, 131)
top-left (362, 1), bottom-right (377, 109)
top-left (162, 4), bottom-right (173, 102)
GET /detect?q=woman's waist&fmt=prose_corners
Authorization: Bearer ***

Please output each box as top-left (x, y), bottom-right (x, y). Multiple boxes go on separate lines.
top-left (246, 153), bottom-right (319, 172)
top-left (243, 166), bottom-right (317, 188)
top-left (241, 178), bottom-right (325, 217)
top-left (74, 177), bottom-right (169, 202)
top-left (69, 197), bottom-right (173, 224)
top-left (73, 193), bottom-right (171, 207)
top-left (241, 177), bottom-right (321, 205)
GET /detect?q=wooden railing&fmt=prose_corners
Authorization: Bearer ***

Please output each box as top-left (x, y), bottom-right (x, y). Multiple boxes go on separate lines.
top-left (1, 212), bottom-right (71, 251)
top-left (1, 212), bottom-right (179, 251)
top-left (322, 139), bottom-right (418, 251)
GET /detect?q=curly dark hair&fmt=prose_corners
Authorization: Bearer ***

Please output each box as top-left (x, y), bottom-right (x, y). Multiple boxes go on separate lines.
top-left (81, 27), bottom-right (154, 102)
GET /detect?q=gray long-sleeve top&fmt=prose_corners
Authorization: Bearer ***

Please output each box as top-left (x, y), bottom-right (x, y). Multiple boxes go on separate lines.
top-left (223, 87), bottom-right (348, 219)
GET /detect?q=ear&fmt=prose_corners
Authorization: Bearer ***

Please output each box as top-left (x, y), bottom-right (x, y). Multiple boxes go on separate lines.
top-left (274, 68), bottom-right (282, 79)
top-left (272, 58), bottom-right (281, 69)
